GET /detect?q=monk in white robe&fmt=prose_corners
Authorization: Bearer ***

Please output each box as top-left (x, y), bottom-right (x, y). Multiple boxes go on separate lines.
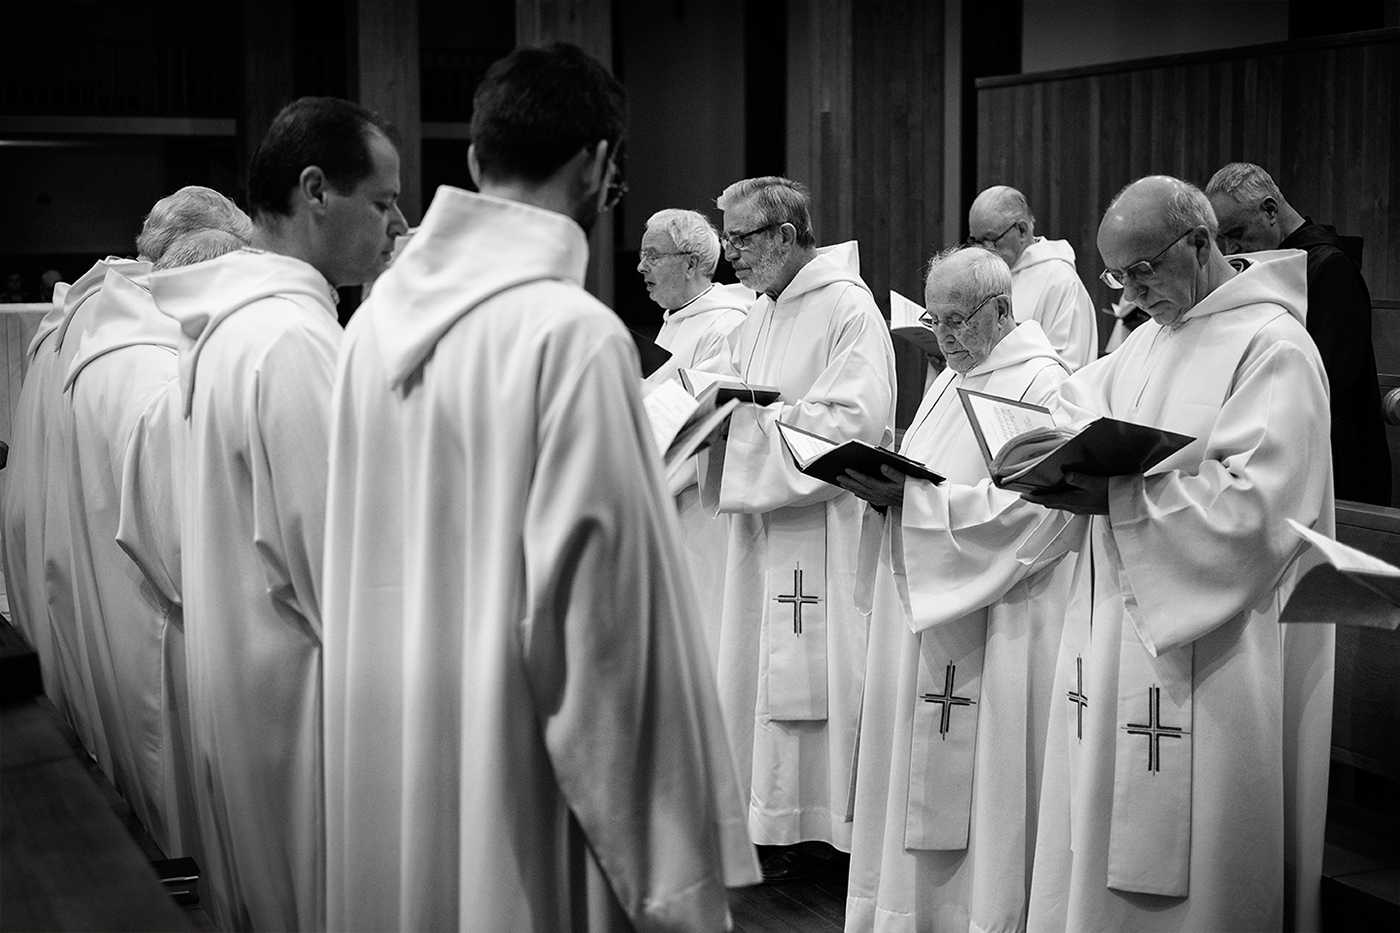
top-left (839, 248), bottom-right (1075, 933)
top-left (696, 177), bottom-right (896, 872)
top-left (970, 185), bottom-right (1096, 369)
top-left (59, 198), bottom-right (250, 863)
top-left (3, 259), bottom-right (146, 775)
top-left (150, 96), bottom-right (407, 932)
top-left (638, 208), bottom-right (750, 669)
top-left (1025, 177), bottom-right (1334, 933)
top-left (323, 44), bottom-right (757, 933)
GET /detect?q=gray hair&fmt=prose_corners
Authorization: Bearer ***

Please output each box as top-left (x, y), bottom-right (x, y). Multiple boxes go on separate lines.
top-left (925, 245), bottom-right (1013, 308)
top-left (1108, 175), bottom-right (1218, 238)
top-left (645, 208), bottom-right (721, 277)
top-left (153, 229), bottom-right (247, 271)
top-left (716, 176), bottom-right (816, 249)
top-left (972, 185), bottom-right (1034, 226)
top-left (137, 186), bottom-right (253, 262)
top-left (1204, 162), bottom-right (1284, 207)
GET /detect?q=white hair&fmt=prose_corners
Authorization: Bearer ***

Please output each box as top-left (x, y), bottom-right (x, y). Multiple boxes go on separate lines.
top-left (153, 229), bottom-right (247, 271)
top-left (925, 245), bottom-right (1013, 308)
top-left (1204, 162), bottom-right (1284, 207)
top-left (715, 176), bottom-right (817, 249)
top-left (645, 208), bottom-right (720, 277)
top-left (137, 186), bottom-right (253, 261)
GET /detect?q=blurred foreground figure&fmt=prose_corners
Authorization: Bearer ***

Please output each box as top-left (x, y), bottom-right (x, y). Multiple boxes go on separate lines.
top-left (322, 43), bottom-right (758, 932)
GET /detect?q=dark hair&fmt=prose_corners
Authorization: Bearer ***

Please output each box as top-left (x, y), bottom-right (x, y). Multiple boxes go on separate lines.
top-left (247, 96), bottom-right (398, 221)
top-left (469, 43), bottom-right (627, 184)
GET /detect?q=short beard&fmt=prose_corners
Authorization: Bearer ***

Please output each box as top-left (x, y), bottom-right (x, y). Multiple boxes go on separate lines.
top-left (742, 247), bottom-right (786, 296)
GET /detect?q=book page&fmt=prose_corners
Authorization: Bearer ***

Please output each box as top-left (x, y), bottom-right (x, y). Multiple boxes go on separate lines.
top-left (679, 368), bottom-right (724, 398)
top-left (1288, 519), bottom-right (1400, 577)
top-left (776, 422), bottom-right (838, 468)
top-left (889, 289), bottom-right (924, 330)
top-left (964, 392), bottom-right (1056, 459)
top-left (642, 379), bottom-right (700, 456)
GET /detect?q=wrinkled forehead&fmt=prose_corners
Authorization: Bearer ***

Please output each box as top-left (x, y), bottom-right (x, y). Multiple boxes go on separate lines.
top-left (721, 197), bottom-right (763, 228)
top-left (1208, 193), bottom-right (1253, 227)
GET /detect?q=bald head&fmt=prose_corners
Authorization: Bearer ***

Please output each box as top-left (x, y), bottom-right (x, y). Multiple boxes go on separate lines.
top-left (137, 186), bottom-right (253, 263)
top-left (923, 246), bottom-right (1016, 373)
top-left (968, 185), bottom-right (1034, 266)
top-left (1097, 175), bottom-right (1228, 327)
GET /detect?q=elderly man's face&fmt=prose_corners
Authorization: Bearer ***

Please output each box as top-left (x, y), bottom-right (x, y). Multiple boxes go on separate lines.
top-left (721, 201), bottom-right (785, 295)
top-left (923, 287), bottom-right (1008, 373)
top-left (1098, 219), bottom-right (1204, 328)
top-left (1208, 193), bottom-right (1280, 255)
top-left (636, 227), bottom-right (693, 311)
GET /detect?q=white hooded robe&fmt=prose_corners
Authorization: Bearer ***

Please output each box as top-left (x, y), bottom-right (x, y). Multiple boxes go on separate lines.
top-left (696, 242), bottom-right (897, 849)
top-left (1009, 238), bottom-right (1096, 371)
top-left (151, 248), bottom-right (340, 933)
top-left (1026, 250), bottom-right (1335, 933)
top-left (322, 188), bottom-right (759, 933)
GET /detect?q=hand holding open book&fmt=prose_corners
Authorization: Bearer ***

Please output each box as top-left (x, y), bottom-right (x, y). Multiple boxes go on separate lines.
top-left (776, 421), bottom-right (943, 489)
top-left (958, 388), bottom-right (1193, 495)
top-left (642, 380), bottom-right (741, 495)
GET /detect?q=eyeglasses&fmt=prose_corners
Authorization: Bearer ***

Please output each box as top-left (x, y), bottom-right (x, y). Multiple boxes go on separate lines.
top-left (1099, 229), bottom-right (1193, 289)
top-left (638, 248), bottom-right (690, 265)
top-left (603, 140), bottom-right (627, 212)
top-left (966, 220), bottom-right (1022, 249)
top-left (919, 292), bottom-right (1004, 331)
top-left (720, 222), bottom-right (781, 252)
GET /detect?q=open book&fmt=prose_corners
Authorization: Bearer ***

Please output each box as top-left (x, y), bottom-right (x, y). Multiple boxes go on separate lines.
top-left (889, 289), bottom-right (941, 354)
top-left (1279, 519), bottom-right (1400, 629)
top-left (777, 421), bottom-right (944, 488)
top-left (957, 388), bottom-right (1194, 494)
top-left (678, 368), bottom-right (781, 406)
top-left (643, 380), bottom-right (741, 494)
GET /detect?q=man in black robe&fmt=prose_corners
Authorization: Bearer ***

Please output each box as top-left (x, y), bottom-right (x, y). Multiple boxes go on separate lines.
top-left (1207, 161), bottom-right (1390, 506)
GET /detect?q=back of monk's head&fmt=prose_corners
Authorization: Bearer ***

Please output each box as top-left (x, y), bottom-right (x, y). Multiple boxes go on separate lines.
top-left (469, 43), bottom-right (627, 184)
top-left (137, 186), bottom-right (252, 262)
top-left (153, 228), bottom-right (248, 271)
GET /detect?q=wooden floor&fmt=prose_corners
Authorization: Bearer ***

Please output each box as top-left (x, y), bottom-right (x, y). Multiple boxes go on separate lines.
top-left (729, 851), bottom-right (849, 933)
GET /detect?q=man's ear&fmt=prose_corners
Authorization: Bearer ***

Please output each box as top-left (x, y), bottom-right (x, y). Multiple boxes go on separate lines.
top-left (776, 221), bottom-right (797, 247)
top-left (1259, 196), bottom-right (1278, 222)
top-left (1190, 225), bottom-right (1213, 264)
top-left (582, 139), bottom-right (610, 195)
top-left (467, 144), bottom-right (482, 188)
top-left (299, 166), bottom-right (329, 215)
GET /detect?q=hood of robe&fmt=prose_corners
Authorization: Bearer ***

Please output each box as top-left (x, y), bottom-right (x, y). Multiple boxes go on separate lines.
top-left (1179, 248), bottom-right (1308, 329)
top-left (32, 257), bottom-right (148, 360)
top-left (366, 187), bottom-right (589, 389)
top-left (150, 247), bottom-right (337, 416)
top-left (662, 281), bottom-right (755, 325)
top-left (63, 265), bottom-right (181, 392)
top-left (1010, 236), bottom-right (1077, 274)
top-left (775, 241), bottom-right (871, 306)
top-left (963, 319), bottom-right (1067, 379)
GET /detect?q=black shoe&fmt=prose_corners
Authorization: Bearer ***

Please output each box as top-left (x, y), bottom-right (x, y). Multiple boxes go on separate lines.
top-left (758, 845), bottom-right (828, 885)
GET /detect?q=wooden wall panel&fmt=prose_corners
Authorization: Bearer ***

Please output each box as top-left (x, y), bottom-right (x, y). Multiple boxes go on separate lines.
top-left (979, 31), bottom-right (1400, 355)
top-left (792, 0), bottom-right (946, 429)
top-left (356, 0), bottom-right (422, 225)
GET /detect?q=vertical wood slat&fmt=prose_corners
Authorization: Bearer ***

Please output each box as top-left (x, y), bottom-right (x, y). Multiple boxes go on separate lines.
top-left (355, 0), bottom-right (422, 225)
top-left (978, 31), bottom-right (1399, 334)
top-left (514, 0), bottom-right (615, 305)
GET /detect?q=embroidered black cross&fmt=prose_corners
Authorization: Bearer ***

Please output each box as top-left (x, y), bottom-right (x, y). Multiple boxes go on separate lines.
top-left (774, 564), bottom-right (820, 635)
top-left (1123, 684), bottom-right (1185, 773)
top-left (919, 662), bottom-right (976, 739)
top-left (1066, 655), bottom-right (1088, 741)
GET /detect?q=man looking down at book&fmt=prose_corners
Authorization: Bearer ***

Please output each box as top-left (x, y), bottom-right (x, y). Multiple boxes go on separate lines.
top-left (690, 175), bottom-right (896, 883)
top-left (1023, 175), bottom-right (1336, 933)
top-left (837, 246), bottom-right (1077, 932)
